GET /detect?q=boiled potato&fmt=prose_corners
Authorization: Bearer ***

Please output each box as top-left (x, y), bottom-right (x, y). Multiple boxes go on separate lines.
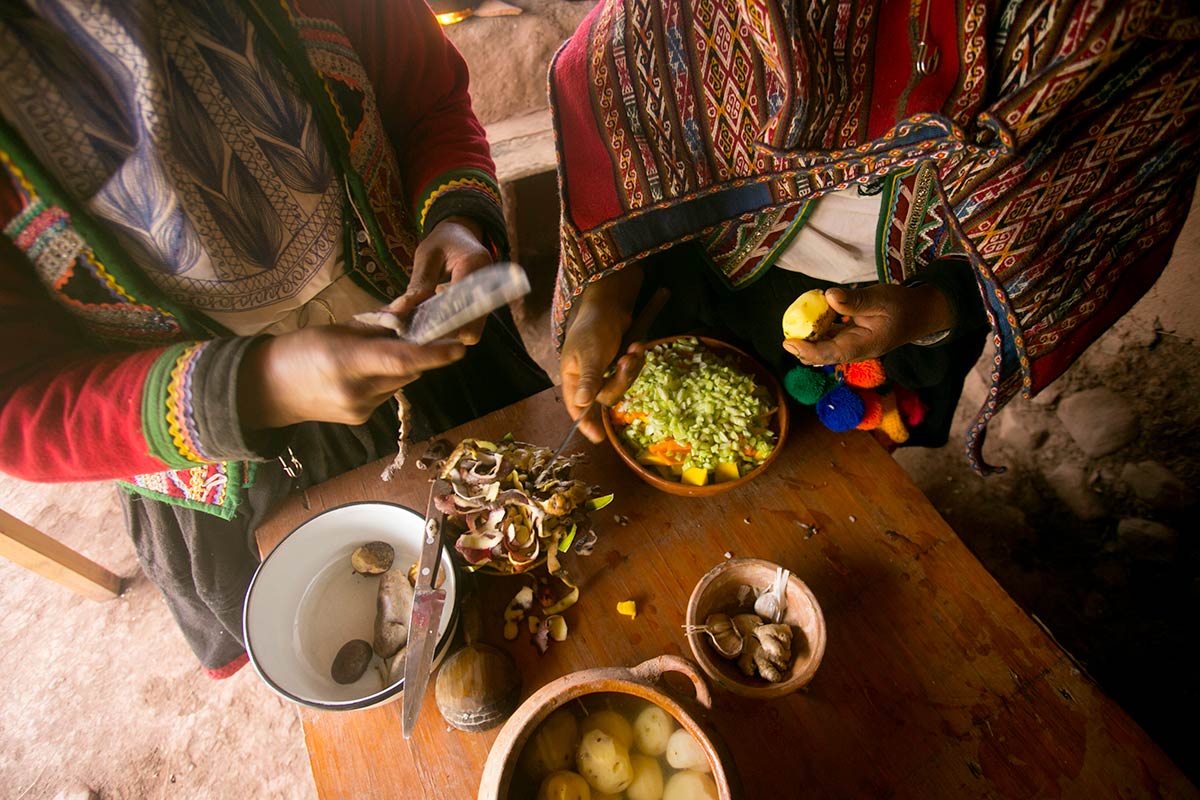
top-left (665, 729), bottom-right (710, 773)
top-left (626, 754), bottom-right (664, 800)
top-left (782, 288), bottom-right (836, 341)
top-left (581, 709), bottom-right (635, 750)
top-left (538, 770), bottom-right (592, 800)
top-left (663, 770), bottom-right (718, 800)
top-left (521, 709), bottom-right (581, 781)
top-left (633, 705), bottom-right (676, 756)
top-left (576, 729), bottom-right (634, 795)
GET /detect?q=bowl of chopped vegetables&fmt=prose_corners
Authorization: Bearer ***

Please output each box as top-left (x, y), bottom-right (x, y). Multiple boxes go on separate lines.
top-left (602, 336), bottom-right (787, 497)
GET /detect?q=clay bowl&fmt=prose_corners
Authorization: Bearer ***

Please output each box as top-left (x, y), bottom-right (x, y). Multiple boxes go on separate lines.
top-left (478, 655), bottom-right (741, 799)
top-left (686, 558), bottom-right (826, 699)
top-left (601, 336), bottom-right (788, 497)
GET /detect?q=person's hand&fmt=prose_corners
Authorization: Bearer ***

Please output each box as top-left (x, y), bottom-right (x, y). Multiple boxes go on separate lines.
top-left (237, 324), bottom-right (466, 430)
top-left (559, 265), bottom-right (645, 443)
top-left (783, 283), bottom-right (953, 365)
top-left (387, 216), bottom-right (493, 345)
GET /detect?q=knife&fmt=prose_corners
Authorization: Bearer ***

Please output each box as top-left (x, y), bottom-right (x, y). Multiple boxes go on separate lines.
top-left (401, 477), bottom-right (452, 738)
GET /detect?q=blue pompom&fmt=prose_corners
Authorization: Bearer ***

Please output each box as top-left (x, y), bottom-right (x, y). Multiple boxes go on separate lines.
top-left (784, 366), bottom-right (830, 405)
top-left (816, 384), bottom-right (865, 432)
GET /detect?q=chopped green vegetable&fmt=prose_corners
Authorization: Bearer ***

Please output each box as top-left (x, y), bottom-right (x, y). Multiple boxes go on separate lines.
top-left (615, 337), bottom-right (777, 471)
top-left (586, 493), bottom-right (615, 511)
top-left (558, 523), bottom-right (578, 553)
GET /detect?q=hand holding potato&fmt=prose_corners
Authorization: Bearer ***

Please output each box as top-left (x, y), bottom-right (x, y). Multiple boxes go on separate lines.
top-left (782, 283), bottom-right (954, 366)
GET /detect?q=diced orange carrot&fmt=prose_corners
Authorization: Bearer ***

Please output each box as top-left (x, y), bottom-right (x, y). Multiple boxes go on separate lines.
top-left (609, 406), bottom-right (645, 425)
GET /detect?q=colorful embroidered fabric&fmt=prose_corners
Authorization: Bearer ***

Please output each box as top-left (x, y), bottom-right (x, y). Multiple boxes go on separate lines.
top-left (0, 0), bottom-right (504, 515)
top-left (550, 0), bottom-right (1200, 474)
top-left (119, 461), bottom-right (256, 522)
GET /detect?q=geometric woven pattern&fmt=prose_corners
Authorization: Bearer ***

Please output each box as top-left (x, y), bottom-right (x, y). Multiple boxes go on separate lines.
top-left (551, 0), bottom-right (1200, 474)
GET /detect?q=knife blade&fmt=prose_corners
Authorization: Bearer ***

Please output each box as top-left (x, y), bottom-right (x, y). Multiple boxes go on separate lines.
top-left (401, 477), bottom-right (451, 738)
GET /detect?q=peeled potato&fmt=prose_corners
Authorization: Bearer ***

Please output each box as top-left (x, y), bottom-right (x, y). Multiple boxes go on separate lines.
top-left (581, 709), bottom-right (635, 750)
top-left (626, 753), bottom-right (665, 800)
top-left (665, 729), bottom-right (710, 773)
top-left (782, 288), bottom-right (836, 341)
top-left (576, 729), bottom-right (634, 795)
top-left (633, 704), bottom-right (676, 756)
top-left (663, 770), bottom-right (719, 800)
top-left (538, 770), bottom-right (592, 800)
top-left (521, 709), bottom-right (581, 781)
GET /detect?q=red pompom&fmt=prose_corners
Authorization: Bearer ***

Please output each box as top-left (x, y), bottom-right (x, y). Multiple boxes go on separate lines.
top-left (855, 390), bottom-right (883, 430)
top-left (894, 386), bottom-right (928, 427)
top-left (843, 359), bottom-right (886, 389)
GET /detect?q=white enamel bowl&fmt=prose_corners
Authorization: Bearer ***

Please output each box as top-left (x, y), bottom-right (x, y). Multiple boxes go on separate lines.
top-left (243, 502), bottom-right (459, 710)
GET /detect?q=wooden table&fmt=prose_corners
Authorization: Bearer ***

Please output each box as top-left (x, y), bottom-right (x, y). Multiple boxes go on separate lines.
top-left (256, 387), bottom-right (1194, 799)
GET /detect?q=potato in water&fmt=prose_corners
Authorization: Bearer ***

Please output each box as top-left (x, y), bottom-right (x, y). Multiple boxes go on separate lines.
top-left (576, 729), bottom-right (634, 795)
top-left (521, 708), bottom-right (581, 782)
top-left (513, 694), bottom-right (714, 800)
top-left (537, 770), bottom-right (591, 800)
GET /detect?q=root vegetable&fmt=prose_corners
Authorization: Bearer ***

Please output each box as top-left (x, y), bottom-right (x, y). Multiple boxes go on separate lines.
top-left (351, 541), bottom-right (394, 575)
top-left (782, 288), bottom-right (836, 341)
top-left (373, 568), bottom-right (414, 658)
top-left (633, 705), bottom-right (676, 756)
top-left (665, 729), bottom-right (710, 773)
top-left (520, 708), bottom-right (580, 781)
top-left (330, 639), bottom-right (372, 684)
top-left (581, 709), bottom-right (635, 749)
top-left (537, 770), bottom-right (592, 800)
top-left (626, 753), bottom-right (665, 800)
top-left (576, 729), bottom-right (634, 794)
top-left (752, 623), bottom-right (793, 682)
top-left (662, 770), bottom-right (719, 800)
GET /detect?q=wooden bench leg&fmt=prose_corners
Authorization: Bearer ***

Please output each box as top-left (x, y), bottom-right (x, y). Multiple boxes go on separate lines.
top-left (0, 507), bottom-right (123, 601)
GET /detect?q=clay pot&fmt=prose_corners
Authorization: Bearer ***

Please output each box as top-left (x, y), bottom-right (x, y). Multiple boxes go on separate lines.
top-left (601, 336), bottom-right (789, 498)
top-left (478, 655), bottom-right (741, 799)
top-left (686, 558), bottom-right (826, 699)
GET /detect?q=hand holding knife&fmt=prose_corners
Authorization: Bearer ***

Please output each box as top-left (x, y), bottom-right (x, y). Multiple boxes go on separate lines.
top-left (546, 286), bottom-right (671, 466)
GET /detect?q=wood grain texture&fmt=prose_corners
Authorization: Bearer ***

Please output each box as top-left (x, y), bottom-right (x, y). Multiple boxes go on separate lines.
top-left (0, 506), bottom-right (121, 601)
top-left (256, 388), bottom-right (1193, 799)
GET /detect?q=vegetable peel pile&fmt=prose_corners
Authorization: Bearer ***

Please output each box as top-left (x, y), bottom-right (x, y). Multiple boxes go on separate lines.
top-left (611, 337), bottom-right (778, 486)
top-left (430, 437), bottom-right (611, 575)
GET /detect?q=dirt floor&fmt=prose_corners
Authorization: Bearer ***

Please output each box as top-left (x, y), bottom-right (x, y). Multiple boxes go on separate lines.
top-left (2, 4), bottom-right (1199, 798)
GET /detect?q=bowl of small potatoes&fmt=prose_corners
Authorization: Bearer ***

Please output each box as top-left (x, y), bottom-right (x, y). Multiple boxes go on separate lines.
top-left (478, 656), bottom-right (740, 799)
top-left (601, 336), bottom-right (788, 498)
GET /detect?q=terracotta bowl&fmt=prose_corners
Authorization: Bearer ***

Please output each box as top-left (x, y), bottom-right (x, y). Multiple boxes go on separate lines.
top-left (478, 655), bottom-right (741, 799)
top-left (602, 336), bottom-right (789, 497)
top-left (686, 558), bottom-right (826, 699)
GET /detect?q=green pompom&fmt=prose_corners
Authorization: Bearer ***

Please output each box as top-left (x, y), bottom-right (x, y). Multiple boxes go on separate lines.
top-left (784, 365), bottom-right (830, 405)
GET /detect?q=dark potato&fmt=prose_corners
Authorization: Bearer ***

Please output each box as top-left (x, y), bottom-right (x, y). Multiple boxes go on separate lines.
top-left (351, 541), bottom-right (395, 575)
top-left (331, 639), bottom-right (373, 684)
top-left (374, 568), bottom-right (414, 658)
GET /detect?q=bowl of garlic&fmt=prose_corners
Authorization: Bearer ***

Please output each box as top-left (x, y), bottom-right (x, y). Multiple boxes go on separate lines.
top-left (684, 558), bottom-right (826, 699)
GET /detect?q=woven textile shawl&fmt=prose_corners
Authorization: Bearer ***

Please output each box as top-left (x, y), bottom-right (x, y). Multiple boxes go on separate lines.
top-left (551, 0), bottom-right (1200, 473)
